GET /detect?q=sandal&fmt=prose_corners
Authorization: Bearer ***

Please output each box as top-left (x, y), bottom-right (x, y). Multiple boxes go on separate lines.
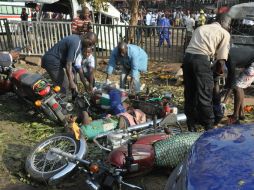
top-left (227, 115), bottom-right (240, 125)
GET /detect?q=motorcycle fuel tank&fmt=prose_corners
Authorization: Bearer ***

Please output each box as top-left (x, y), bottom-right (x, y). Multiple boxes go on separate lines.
top-left (108, 143), bottom-right (155, 173)
top-left (135, 133), bottom-right (170, 145)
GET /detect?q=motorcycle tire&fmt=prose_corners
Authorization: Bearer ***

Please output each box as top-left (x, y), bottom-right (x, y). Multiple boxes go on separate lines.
top-left (25, 133), bottom-right (84, 183)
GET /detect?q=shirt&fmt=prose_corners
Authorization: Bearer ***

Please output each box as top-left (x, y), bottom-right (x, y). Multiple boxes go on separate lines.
top-left (186, 18), bottom-right (195, 32)
top-left (107, 44), bottom-right (148, 78)
top-left (44, 34), bottom-right (82, 67)
top-left (186, 22), bottom-right (230, 60)
top-left (75, 54), bottom-right (95, 73)
top-left (71, 16), bottom-right (92, 35)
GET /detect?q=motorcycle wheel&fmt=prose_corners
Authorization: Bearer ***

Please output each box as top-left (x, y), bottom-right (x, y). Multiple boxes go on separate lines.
top-left (25, 133), bottom-right (81, 182)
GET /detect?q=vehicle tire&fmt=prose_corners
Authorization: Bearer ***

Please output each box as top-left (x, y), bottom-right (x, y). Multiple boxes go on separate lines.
top-left (25, 133), bottom-right (83, 182)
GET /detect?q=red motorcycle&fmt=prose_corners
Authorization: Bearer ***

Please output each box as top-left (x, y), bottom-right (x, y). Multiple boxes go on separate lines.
top-left (25, 113), bottom-right (201, 189)
top-left (0, 58), bottom-right (70, 125)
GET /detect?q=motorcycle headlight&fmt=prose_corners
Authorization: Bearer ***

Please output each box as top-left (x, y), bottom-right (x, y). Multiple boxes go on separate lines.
top-left (89, 163), bottom-right (99, 173)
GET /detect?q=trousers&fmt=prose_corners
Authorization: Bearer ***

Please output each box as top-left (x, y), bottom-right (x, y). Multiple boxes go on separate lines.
top-left (183, 53), bottom-right (214, 130)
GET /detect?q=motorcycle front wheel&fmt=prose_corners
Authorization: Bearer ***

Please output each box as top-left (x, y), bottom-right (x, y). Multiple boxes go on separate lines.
top-left (25, 133), bottom-right (83, 183)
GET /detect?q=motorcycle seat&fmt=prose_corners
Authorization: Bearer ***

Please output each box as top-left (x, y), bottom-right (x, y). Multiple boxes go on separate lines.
top-left (20, 73), bottom-right (43, 88)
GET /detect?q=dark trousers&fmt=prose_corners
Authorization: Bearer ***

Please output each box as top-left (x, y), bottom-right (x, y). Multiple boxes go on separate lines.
top-left (41, 55), bottom-right (69, 95)
top-left (183, 53), bottom-right (214, 130)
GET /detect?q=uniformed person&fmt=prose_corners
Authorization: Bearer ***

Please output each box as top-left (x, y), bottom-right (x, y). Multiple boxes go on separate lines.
top-left (183, 13), bottom-right (231, 131)
top-left (198, 9), bottom-right (206, 26)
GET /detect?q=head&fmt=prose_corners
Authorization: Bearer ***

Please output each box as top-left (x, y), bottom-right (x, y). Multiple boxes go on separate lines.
top-left (81, 32), bottom-right (97, 48)
top-left (22, 8), bottom-right (26, 13)
top-left (216, 13), bottom-right (231, 31)
top-left (10, 49), bottom-right (20, 60)
top-left (35, 4), bottom-right (40, 12)
top-left (122, 98), bottom-right (131, 110)
top-left (82, 7), bottom-right (90, 19)
top-left (83, 46), bottom-right (93, 58)
top-left (117, 42), bottom-right (128, 57)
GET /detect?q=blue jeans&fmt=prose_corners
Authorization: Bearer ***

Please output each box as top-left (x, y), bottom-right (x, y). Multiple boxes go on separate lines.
top-left (120, 67), bottom-right (140, 93)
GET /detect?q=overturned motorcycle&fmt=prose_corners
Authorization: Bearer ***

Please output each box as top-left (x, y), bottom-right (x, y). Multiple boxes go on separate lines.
top-left (0, 53), bottom-right (71, 125)
top-left (25, 113), bottom-right (201, 189)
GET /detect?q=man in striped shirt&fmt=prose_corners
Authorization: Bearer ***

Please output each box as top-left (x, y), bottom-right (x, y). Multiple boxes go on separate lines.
top-left (72, 7), bottom-right (92, 35)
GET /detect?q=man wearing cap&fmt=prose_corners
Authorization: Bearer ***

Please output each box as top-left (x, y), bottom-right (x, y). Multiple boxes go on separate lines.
top-left (183, 13), bottom-right (231, 131)
top-left (106, 42), bottom-right (148, 93)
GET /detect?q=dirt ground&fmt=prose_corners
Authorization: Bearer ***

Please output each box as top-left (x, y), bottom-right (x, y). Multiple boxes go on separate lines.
top-left (0, 59), bottom-right (254, 190)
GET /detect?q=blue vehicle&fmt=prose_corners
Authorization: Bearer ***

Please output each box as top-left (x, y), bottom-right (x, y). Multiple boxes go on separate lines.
top-left (165, 124), bottom-right (254, 190)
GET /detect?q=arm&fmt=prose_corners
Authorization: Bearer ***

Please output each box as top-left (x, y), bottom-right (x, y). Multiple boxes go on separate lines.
top-left (88, 67), bottom-right (94, 91)
top-left (106, 48), bottom-right (118, 80)
top-left (77, 68), bottom-right (88, 90)
top-left (66, 61), bottom-right (77, 90)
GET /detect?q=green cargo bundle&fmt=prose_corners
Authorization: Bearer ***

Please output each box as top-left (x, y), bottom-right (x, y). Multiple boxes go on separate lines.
top-left (154, 132), bottom-right (201, 168)
top-left (80, 118), bottom-right (119, 140)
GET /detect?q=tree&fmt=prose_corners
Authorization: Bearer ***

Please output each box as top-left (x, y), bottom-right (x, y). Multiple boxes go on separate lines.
top-left (127, 0), bottom-right (140, 43)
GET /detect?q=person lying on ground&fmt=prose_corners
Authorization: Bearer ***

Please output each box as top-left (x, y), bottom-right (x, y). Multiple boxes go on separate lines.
top-left (80, 98), bottom-right (146, 140)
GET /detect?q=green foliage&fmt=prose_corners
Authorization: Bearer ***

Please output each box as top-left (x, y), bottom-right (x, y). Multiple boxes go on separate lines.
top-left (77, 0), bottom-right (110, 11)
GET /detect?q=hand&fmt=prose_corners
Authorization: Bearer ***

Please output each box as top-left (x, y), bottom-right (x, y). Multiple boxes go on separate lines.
top-left (69, 81), bottom-right (77, 91)
top-left (221, 103), bottom-right (226, 115)
top-left (106, 79), bottom-right (111, 85)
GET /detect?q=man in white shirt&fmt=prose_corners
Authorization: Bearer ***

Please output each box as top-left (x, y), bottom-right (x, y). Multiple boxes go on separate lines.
top-left (145, 11), bottom-right (152, 36)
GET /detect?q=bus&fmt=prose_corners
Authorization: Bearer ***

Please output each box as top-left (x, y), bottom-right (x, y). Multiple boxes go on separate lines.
top-left (0, 2), bottom-right (32, 33)
top-left (0, 2), bottom-right (32, 21)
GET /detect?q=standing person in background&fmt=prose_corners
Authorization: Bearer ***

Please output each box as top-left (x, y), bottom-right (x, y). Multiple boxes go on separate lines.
top-left (20, 8), bottom-right (29, 45)
top-left (151, 11), bottom-right (158, 36)
top-left (198, 9), bottom-right (206, 26)
top-left (32, 4), bottom-right (40, 21)
top-left (145, 11), bottom-right (152, 37)
top-left (183, 13), bottom-right (231, 132)
top-left (194, 10), bottom-right (200, 28)
top-left (136, 10), bottom-right (144, 45)
top-left (72, 6), bottom-right (92, 35)
top-left (185, 14), bottom-right (195, 46)
top-left (158, 13), bottom-right (171, 48)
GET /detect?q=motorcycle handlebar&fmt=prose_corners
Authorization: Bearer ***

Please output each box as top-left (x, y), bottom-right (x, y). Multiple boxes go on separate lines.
top-left (50, 148), bottom-right (90, 165)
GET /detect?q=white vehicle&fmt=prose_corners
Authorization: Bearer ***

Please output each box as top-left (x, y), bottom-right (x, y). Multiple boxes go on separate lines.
top-left (39, 0), bottom-right (128, 50)
top-left (0, 2), bottom-right (32, 33)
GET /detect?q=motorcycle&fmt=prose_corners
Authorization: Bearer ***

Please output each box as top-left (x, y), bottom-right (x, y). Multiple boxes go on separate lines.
top-left (25, 113), bottom-right (201, 189)
top-left (0, 50), bottom-right (71, 125)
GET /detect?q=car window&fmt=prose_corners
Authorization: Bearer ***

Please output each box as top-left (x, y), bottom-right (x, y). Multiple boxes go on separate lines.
top-left (231, 18), bottom-right (254, 35)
